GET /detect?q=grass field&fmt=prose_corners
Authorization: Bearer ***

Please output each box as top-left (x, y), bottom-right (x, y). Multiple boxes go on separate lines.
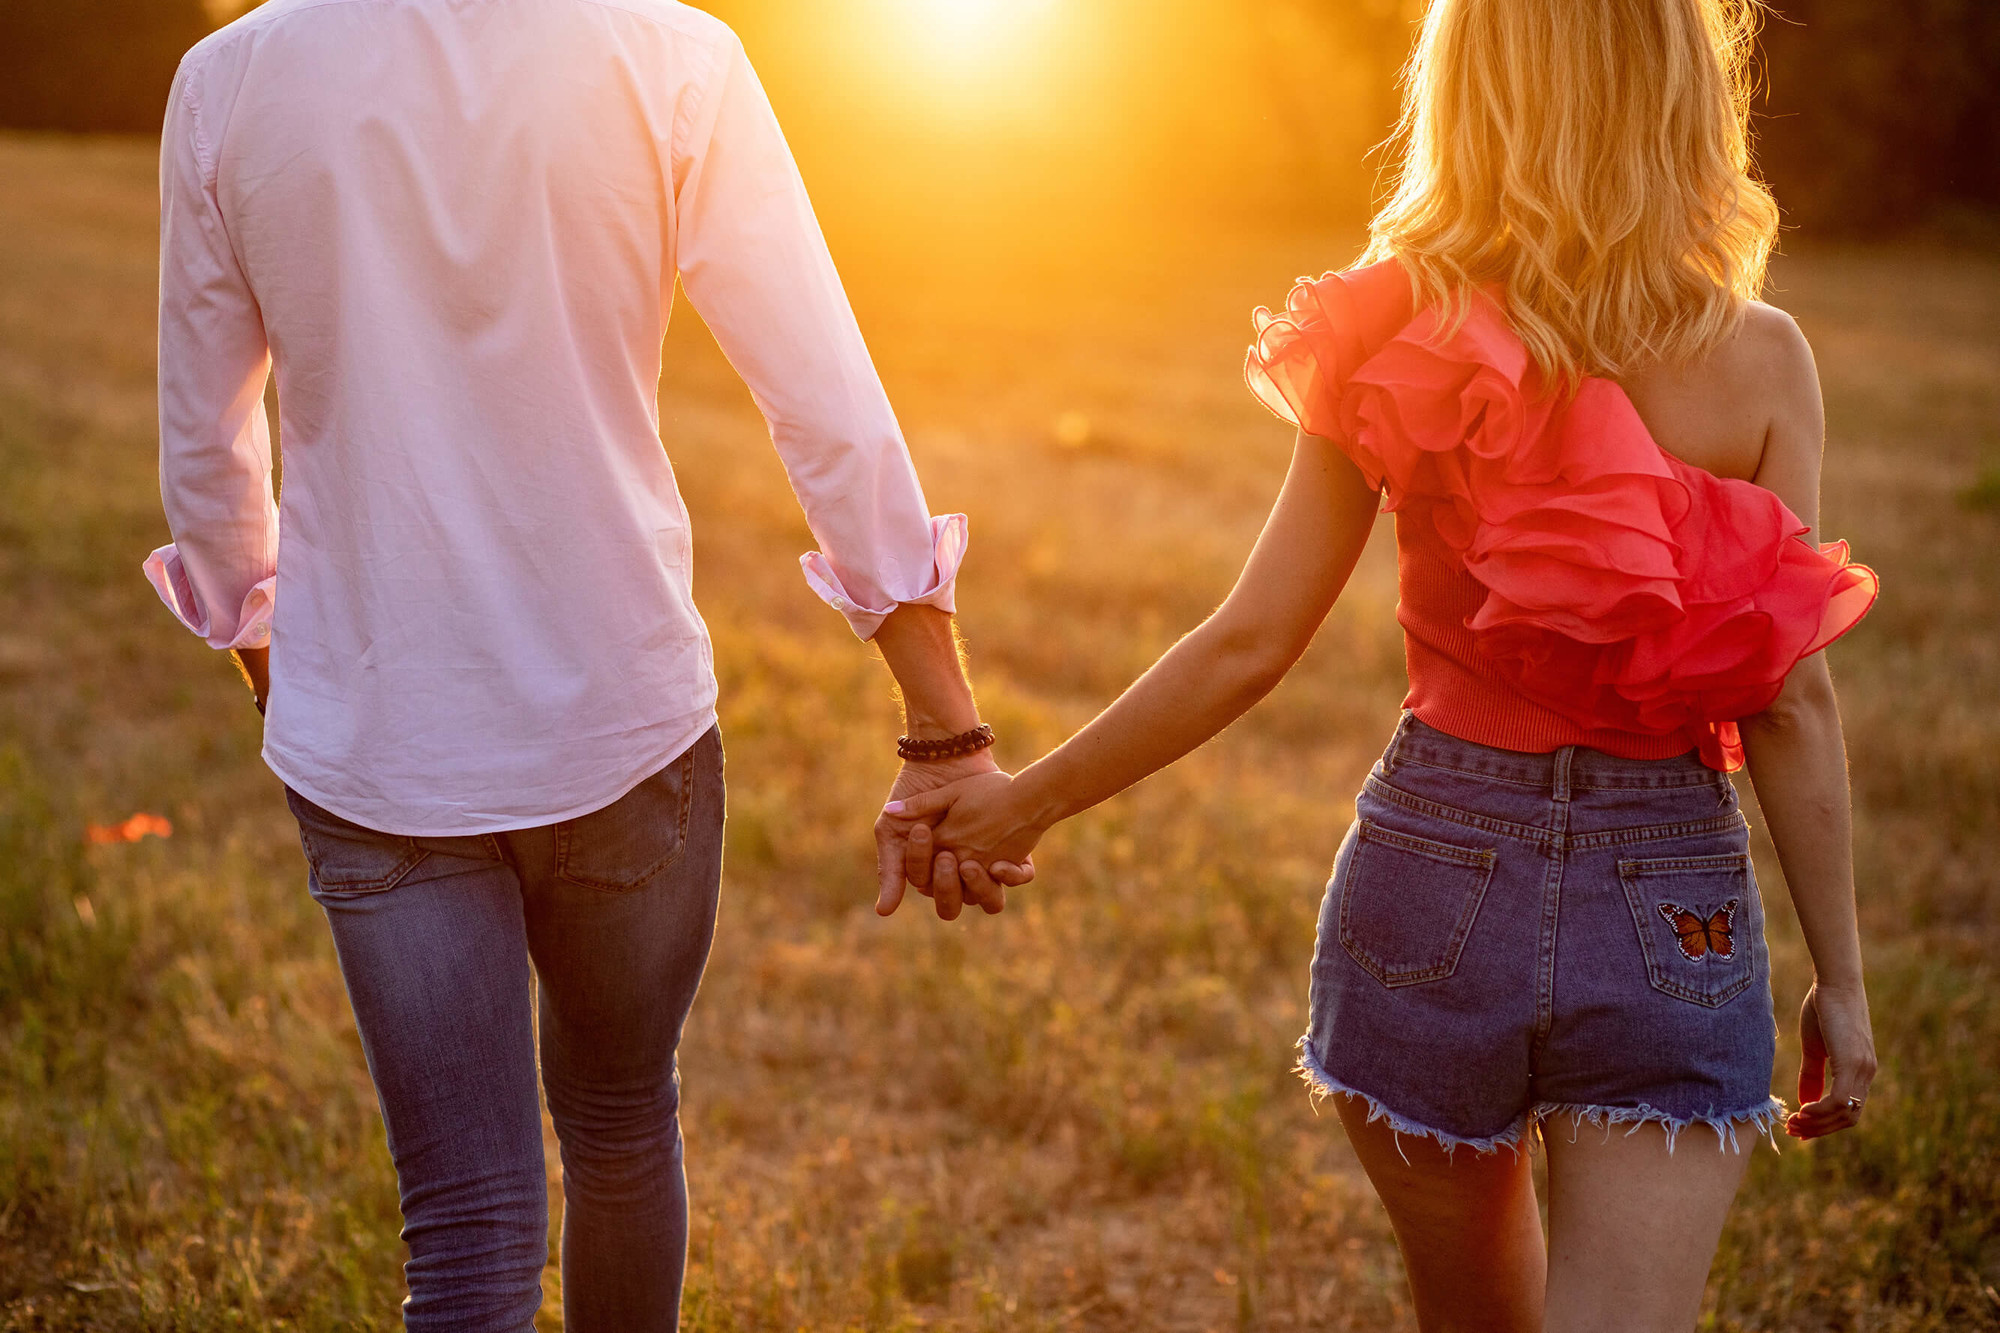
top-left (1, 131), bottom-right (1997, 1332)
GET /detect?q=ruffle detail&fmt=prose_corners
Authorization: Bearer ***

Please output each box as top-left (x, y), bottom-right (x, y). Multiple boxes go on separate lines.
top-left (1246, 262), bottom-right (1878, 771)
top-left (143, 544), bottom-right (275, 650)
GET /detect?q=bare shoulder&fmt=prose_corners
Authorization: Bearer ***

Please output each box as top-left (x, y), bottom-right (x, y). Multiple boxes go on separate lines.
top-left (1735, 300), bottom-right (1828, 527)
top-left (1734, 301), bottom-right (1820, 400)
top-left (1681, 301), bottom-right (1820, 422)
top-left (1619, 300), bottom-right (1822, 483)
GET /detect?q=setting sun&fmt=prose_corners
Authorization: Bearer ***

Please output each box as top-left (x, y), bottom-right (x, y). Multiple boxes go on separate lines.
top-left (916, 0), bottom-right (1007, 39)
top-left (883, 0), bottom-right (1065, 74)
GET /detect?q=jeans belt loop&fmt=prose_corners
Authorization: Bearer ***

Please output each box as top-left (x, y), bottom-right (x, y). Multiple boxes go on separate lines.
top-left (1385, 710), bottom-right (1414, 775)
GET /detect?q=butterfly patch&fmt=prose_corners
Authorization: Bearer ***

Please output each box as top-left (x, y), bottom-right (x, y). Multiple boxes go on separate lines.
top-left (1657, 899), bottom-right (1739, 961)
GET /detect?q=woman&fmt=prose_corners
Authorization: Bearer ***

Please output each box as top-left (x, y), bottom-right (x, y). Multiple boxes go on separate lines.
top-left (883, 0), bottom-right (1881, 1328)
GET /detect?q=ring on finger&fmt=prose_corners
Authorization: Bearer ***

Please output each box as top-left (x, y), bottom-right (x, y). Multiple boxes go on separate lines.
top-left (1844, 1096), bottom-right (1864, 1112)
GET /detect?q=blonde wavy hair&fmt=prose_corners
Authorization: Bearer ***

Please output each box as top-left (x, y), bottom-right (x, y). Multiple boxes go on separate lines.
top-left (1362, 0), bottom-right (1780, 384)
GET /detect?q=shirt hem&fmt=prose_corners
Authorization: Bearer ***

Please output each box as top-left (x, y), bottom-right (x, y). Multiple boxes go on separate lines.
top-left (262, 704), bottom-right (720, 838)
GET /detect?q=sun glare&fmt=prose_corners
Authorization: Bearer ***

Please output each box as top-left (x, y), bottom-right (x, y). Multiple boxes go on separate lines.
top-left (892, 0), bottom-right (1061, 65)
top-left (852, 0), bottom-right (1077, 127)
top-left (923, 0), bottom-right (1008, 41)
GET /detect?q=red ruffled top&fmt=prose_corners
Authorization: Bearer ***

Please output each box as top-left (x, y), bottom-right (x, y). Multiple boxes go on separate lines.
top-left (1245, 260), bottom-right (1878, 771)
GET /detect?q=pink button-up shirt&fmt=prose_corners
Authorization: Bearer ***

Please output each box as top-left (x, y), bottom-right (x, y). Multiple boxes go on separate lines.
top-left (147, 0), bottom-right (964, 835)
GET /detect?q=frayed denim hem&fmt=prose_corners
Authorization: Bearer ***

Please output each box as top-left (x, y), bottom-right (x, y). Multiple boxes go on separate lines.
top-left (1530, 1096), bottom-right (1789, 1154)
top-left (1295, 1037), bottom-right (1528, 1158)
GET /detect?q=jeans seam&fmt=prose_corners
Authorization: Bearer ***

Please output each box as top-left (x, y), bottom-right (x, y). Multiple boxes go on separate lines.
top-left (1381, 754), bottom-right (1551, 788)
top-left (1569, 813), bottom-right (1750, 850)
top-left (1387, 750), bottom-right (1723, 792)
top-left (1390, 719), bottom-right (1724, 791)
top-left (1363, 776), bottom-right (1555, 849)
top-left (1615, 852), bottom-right (1751, 874)
top-left (1530, 748), bottom-right (1574, 1063)
top-left (1366, 777), bottom-right (1751, 854)
top-left (1355, 819), bottom-right (1498, 868)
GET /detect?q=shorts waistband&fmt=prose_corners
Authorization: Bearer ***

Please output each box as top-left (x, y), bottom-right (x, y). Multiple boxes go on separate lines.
top-left (1384, 712), bottom-right (1728, 793)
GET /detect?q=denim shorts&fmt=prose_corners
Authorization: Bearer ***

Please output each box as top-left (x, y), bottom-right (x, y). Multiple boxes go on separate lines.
top-left (1300, 714), bottom-right (1784, 1153)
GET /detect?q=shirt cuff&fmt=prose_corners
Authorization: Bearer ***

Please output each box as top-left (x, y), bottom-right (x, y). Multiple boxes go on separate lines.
top-left (800, 513), bottom-right (968, 640)
top-left (143, 544), bottom-right (275, 650)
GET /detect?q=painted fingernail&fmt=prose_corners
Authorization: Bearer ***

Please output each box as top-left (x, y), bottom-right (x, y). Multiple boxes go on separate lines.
top-left (883, 801), bottom-right (906, 814)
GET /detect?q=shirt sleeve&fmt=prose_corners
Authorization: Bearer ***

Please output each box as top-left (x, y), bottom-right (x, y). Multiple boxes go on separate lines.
top-left (146, 56), bottom-right (279, 652)
top-left (669, 34), bottom-right (964, 640)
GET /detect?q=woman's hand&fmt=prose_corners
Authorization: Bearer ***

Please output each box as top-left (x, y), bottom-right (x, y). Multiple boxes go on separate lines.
top-left (879, 773), bottom-right (1048, 918)
top-left (1785, 980), bottom-right (1877, 1140)
top-left (876, 756), bottom-right (1025, 921)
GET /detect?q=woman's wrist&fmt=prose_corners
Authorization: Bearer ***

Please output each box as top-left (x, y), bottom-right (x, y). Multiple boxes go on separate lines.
top-left (1010, 755), bottom-right (1093, 836)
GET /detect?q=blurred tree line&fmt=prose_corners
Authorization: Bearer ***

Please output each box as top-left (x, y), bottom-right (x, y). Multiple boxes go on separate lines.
top-left (1754, 0), bottom-right (2000, 232)
top-left (0, 0), bottom-right (214, 135)
top-left (1, 0), bottom-right (1992, 236)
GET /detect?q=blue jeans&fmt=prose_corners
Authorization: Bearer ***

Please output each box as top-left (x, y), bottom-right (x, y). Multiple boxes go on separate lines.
top-left (1301, 714), bottom-right (1783, 1154)
top-left (287, 727), bottom-right (725, 1332)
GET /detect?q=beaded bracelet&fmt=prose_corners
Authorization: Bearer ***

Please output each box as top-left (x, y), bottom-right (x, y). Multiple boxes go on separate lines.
top-left (897, 723), bottom-right (996, 762)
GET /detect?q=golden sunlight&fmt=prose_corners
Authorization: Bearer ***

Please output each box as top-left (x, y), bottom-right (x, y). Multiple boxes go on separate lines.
top-left (885, 0), bottom-right (1065, 74)
top-left (915, 0), bottom-right (1008, 41)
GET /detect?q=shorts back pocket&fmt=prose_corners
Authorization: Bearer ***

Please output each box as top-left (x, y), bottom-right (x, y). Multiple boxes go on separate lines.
top-left (1618, 853), bottom-right (1758, 1008)
top-left (1339, 819), bottom-right (1497, 988)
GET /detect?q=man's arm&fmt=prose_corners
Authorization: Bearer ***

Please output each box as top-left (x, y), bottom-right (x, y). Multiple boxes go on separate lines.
top-left (671, 33), bottom-right (956, 641)
top-left (147, 55), bottom-right (281, 696)
top-left (669, 32), bottom-right (1006, 916)
top-left (872, 604), bottom-right (979, 739)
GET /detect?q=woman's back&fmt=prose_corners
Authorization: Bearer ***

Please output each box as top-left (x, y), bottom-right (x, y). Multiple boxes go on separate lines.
top-left (1245, 261), bottom-right (1876, 773)
top-left (1620, 301), bottom-right (1823, 506)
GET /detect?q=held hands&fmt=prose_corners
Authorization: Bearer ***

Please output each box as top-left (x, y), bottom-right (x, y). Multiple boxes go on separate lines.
top-left (876, 770), bottom-right (1048, 920)
top-left (1785, 979), bottom-right (1877, 1140)
top-left (874, 758), bottom-right (1037, 921)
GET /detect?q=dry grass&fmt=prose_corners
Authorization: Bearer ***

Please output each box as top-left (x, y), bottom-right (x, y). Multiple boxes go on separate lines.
top-left (1, 131), bottom-right (1996, 1332)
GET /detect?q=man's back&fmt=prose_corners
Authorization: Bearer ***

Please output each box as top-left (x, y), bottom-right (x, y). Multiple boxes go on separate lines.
top-left (153, 0), bottom-right (952, 833)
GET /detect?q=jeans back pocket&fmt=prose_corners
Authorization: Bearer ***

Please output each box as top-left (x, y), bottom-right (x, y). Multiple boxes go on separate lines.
top-left (1339, 819), bottom-right (1497, 988)
top-left (286, 788), bottom-right (428, 895)
top-left (555, 746), bottom-right (697, 892)
top-left (1618, 853), bottom-right (1758, 1008)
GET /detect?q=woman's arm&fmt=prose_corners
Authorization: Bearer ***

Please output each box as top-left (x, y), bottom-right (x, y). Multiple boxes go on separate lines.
top-left (1735, 308), bottom-right (1877, 1139)
top-left (891, 433), bottom-right (1380, 875)
top-left (1738, 656), bottom-right (1876, 1138)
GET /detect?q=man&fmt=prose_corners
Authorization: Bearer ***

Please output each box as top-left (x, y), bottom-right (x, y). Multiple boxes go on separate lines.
top-left (145, 0), bottom-right (1019, 1326)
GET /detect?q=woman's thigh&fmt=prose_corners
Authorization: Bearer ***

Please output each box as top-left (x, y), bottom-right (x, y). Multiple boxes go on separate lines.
top-left (1335, 1099), bottom-right (1546, 1333)
top-left (1542, 1121), bottom-right (1750, 1333)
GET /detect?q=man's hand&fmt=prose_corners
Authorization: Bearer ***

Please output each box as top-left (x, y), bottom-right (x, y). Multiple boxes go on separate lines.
top-left (232, 646), bottom-right (270, 714)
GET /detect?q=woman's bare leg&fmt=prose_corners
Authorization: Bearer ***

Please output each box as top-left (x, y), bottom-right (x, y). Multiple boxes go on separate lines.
top-left (1335, 1097), bottom-right (1545, 1333)
top-left (1541, 1121), bottom-right (1751, 1333)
